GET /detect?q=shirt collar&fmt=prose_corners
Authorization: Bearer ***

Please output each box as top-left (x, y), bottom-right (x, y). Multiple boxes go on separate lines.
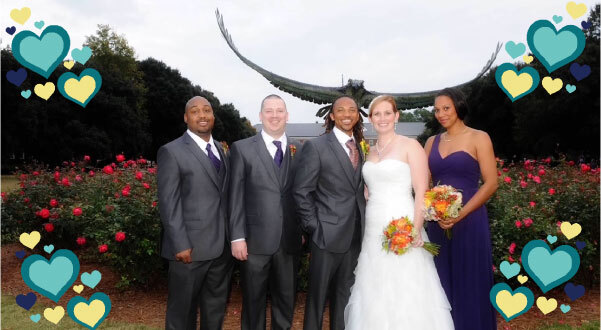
top-left (261, 130), bottom-right (287, 146)
top-left (333, 126), bottom-right (355, 145)
top-left (187, 129), bottom-right (215, 150)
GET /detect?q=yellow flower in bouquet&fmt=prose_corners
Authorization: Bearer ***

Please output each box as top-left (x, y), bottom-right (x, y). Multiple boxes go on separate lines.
top-left (382, 216), bottom-right (440, 256)
top-left (424, 185), bottom-right (463, 239)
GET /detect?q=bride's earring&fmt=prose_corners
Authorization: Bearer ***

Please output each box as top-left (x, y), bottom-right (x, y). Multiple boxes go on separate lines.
top-left (394, 122), bottom-right (398, 131)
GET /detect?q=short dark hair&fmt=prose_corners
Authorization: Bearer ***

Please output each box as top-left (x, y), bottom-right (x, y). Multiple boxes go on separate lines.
top-left (260, 94), bottom-right (285, 111)
top-left (436, 88), bottom-right (469, 120)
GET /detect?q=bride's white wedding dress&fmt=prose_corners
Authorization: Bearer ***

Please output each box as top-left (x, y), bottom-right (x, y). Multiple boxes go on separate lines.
top-left (344, 159), bottom-right (454, 329)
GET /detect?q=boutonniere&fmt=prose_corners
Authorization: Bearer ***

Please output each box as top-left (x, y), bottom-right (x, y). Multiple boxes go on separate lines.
top-left (289, 144), bottom-right (297, 158)
top-left (359, 140), bottom-right (370, 161)
top-left (221, 141), bottom-right (229, 154)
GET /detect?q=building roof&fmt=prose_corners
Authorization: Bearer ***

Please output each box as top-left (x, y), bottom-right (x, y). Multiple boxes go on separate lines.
top-left (253, 122), bottom-right (426, 138)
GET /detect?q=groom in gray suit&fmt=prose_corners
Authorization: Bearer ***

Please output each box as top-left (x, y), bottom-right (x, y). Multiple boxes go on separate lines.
top-left (157, 96), bottom-right (233, 330)
top-left (294, 96), bottom-right (366, 330)
top-left (229, 95), bottom-right (304, 330)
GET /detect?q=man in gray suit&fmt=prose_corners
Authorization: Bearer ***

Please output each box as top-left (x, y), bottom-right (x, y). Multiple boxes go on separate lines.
top-left (229, 94), bottom-right (304, 330)
top-left (293, 96), bottom-right (366, 330)
top-left (157, 96), bottom-right (233, 330)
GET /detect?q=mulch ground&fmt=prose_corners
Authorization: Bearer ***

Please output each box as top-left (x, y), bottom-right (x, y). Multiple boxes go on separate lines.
top-left (2, 243), bottom-right (598, 329)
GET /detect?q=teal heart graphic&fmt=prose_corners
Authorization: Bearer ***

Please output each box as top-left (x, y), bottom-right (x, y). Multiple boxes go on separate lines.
top-left (11, 25), bottom-right (70, 79)
top-left (499, 260), bottom-right (521, 279)
top-left (43, 244), bottom-right (54, 254)
top-left (566, 84), bottom-right (576, 93)
top-left (34, 20), bottom-right (45, 29)
top-left (30, 314), bottom-right (41, 323)
top-left (57, 68), bottom-right (102, 107)
top-left (495, 63), bottom-right (540, 102)
top-left (81, 270), bottom-right (102, 289)
top-left (560, 304), bottom-right (571, 313)
top-left (71, 46), bottom-right (92, 65)
top-left (527, 20), bottom-right (586, 73)
top-left (21, 90), bottom-right (31, 99)
top-left (67, 292), bottom-right (112, 330)
top-left (552, 15), bottom-right (563, 24)
top-left (489, 283), bottom-right (534, 322)
top-left (547, 234), bottom-right (557, 244)
top-left (521, 240), bottom-right (580, 293)
top-left (505, 41), bottom-right (526, 59)
top-left (21, 249), bottom-right (80, 302)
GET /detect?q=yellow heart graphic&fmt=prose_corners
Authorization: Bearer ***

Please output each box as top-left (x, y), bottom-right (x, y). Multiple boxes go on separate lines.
top-left (496, 290), bottom-right (529, 318)
top-left (64, 60), bottom-right (75, 70)
top-left (560, 221), bottom-right (582, 240)
top-left (74, 300), bottom-right (106, 327)
top-left (34, 82), bottom-right (55, 100)
top-left (19, 231), bottom-right (41, 249)
top-left (542, 77), bottom-right (563, 95)
top-left (501, 71), bottom-right (534, 98)
top-left (64, 76), bottom-right (96, 103)
top-left (523, 55), bottom-right (534, 64)
top-left (566, 1), bottom-right (587, 19)
top-left (517, 275), bottom-right (528, 284)
top-left (44, 306), bottom-right (65, 324)
top-left (536, 296), bottom-right (557, 315)
top-left (10, 7), bottom-right (31, 25)
top-left (73, 284), bottom-right (84, 294)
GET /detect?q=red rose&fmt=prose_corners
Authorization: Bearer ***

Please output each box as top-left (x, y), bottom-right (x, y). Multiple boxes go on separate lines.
top-left (568, 160), bottom-right (575, 166)
top-left (143, 182), bottom-right (150, 189)
top-left (111, 162), bottom-right (116, 168)
top-left (103, 166), bottom-right (114, 175)
top-left (529, 201), bottom-right (536, 207)
top-left (89, 170), bottom-right (95, 177)
top-left (504, 177), bottom-right (512, 184)
top-left (50, 199), bottom-right (58, 207)
top-left (581, 164), bottom-right (591, 173)
top-left (497, 170), bottom-right (501, 177)
top-left (523, 218), bottom-right (533, 227)
top-left (544, 157), bottom-right (551, 164)
top-left (502, 168), bottom-right (509, 173)
top-left (76, 237), bottom-right (86, 246)
top-left (148, 168), bottom-right (157, 174)
top-left (84, 155), bottom-right (91, 162)
top-left (123, 163), bottom-right (129, 169)
top-left (50, 213), bottom-right (59, 219)
top-left (121, 188), bottom-right (130, 197)
top-left (548, 188), bottom-right (556, 195)
top-left (533, 176), bottom-right (541, 184)
top-left (135, 172), bottom-right (143, 181)
top-left (24, 197), bottom-right (30, 203)
top-left (54, 171), bottom-right (60, 181)
top-left (538, 169), bottom-right (545, 176)
top-left (152, 201), bottom-right (157, 208)
top-left (75, 175), bottom-right (82, 182)
top-left (44, 223), bottom-right (54, 232)
top-left (515, 220), bottom-right (522, 228)
top-left (105, 205), bottom-right (115, 213)
top-left (73, 207), bottom-right (83, 216)
top-left (519, 180), bottom-right (527, 188)
top-left (1, 192), bottom-right (6, 201)
top-left (98, 244), bottom-right (108, 253)
top-left (39, 208), bottom-right (50, 219)
top-left (116, 154), bottom-right (126, 162)
top-left (115, 231), bottom-right (126, 242)
top-left (70, 161), bottom-right (75, 167)
top-left (508, 256), bottom-right (515, 263)
top-left (137, 158), bottom-right (147, 164)
top-left (61, 177), bottom-right (71, 186)
top-left (527, 173), bottom-right (533, 179)
top-left (32, 171), bottom-right (40, 176)
top-left (509, 242), bottom-right (516, 254)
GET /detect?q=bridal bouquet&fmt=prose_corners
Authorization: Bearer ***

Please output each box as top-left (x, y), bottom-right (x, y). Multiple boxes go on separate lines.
top-left (382, 216), bottom-right (440, 256)
top-left (423, 185), bottom-right (463, 239)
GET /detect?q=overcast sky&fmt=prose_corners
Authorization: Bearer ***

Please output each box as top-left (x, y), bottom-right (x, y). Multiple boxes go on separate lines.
top-left (3, 0), bottom-right (599, 124)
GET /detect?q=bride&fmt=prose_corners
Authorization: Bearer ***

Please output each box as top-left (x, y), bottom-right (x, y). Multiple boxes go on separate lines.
top-left (344, 95), bottom-right (454, 329)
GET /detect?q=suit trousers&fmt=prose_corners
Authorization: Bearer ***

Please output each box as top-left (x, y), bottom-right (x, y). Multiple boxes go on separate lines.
top-left (165, 243), bottom-right (234, 330)
top-left (303, 220), bottom-right (362, 330)
top-left (241, 246), bottom-right (300, 330)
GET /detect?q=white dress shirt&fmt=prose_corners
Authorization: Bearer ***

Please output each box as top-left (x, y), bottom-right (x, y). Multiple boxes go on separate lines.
top-left (261, 130), bottom-right (287, 158)
top-left (332, 126), bottom-right (356, 157)
top-left (187, 129), bottom-right (220, 160)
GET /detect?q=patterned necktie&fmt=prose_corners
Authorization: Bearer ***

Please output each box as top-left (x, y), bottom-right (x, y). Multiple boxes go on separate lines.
top-left (273, 140), bottom-right (283, 167)
top-left (206, 144), bottom-right (221, 171)
top-left (345, 139), bottom-right (359, 170)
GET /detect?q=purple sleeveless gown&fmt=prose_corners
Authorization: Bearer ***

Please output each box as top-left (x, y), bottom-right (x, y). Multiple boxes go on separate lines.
top-left (426, 134), bottom-right (497, 330)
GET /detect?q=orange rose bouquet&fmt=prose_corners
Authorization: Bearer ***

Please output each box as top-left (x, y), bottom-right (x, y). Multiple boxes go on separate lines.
top-left (382, 216), bottom-right (439, 256)
top-left (424, 185), bottom-right (462, 239)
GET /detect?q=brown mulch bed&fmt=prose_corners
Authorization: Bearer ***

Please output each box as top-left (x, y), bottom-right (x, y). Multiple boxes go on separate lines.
top-left (2, 243), bottom-right (597, 329)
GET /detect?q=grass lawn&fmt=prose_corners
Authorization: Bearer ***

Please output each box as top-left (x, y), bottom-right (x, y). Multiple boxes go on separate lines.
top-left (1, 175), bottom-right (19, 193)
top-left (1, 294), bottom-right (161, 330)
top-left (538, 321), bottom-right (601, 330)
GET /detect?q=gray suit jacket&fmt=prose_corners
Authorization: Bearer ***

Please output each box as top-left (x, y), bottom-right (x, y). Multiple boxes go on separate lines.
top-left (228, 133), bottom-right (303, 255)
top-left (293, 131), bottom-right (366, 253)
top-left (157, 132), bottom-right (229, 261)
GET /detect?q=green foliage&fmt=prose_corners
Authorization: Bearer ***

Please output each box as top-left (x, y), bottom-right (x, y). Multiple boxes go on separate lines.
top-left (488, 158), bottom-right (600, 286)
top-left (1, 156), bottom-right (162, 288)
top-left (399, 108), bottom-right (433, 123)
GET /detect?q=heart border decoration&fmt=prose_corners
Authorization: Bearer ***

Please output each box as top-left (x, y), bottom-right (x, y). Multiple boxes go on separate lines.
top-left (495, 63), bottom-right (540, 102)
top-left (527, 20), bottom-right (586, 74)
top-left (489, 282), bottom-right (534, 322)
top-left (67, 292), bottom-right (112, 330)
top-left (521, 240), bottom-right (580, 293)
top-left (11, 25), bottom-right (71, 79)
top-left (57, 68), bottom-right (102, 107)
top-left (21, 249), bottom-right (80, 302)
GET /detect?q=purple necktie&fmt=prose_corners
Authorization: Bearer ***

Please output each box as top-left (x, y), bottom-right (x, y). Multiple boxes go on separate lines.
top-left (273, 141), bottom-right (283, 167)
top-left (206, 144), bottom-right (221, 171)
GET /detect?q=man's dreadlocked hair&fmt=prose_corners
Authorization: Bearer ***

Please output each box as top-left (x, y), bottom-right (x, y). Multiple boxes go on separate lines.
top-left (323, 96), bottom-right (365, 142)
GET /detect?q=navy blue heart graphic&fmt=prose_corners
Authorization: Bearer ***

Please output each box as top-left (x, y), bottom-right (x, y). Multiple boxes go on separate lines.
top-left (15, 250), bottom-right (26, 259)
top-left (564, 282), bottom-right (585, 301)
top-left (16, 292), bottom-right (37, 310)
top-left (575, 241), bottom-right (586, 250)
top-left (5, 26), bottom-right (16, 35)
top-left (569, 63), bottom-right (591, 81)
top-left (6, 68), bottom-right (27, 87)
top-left (581, 20), bottom-right (592, 29)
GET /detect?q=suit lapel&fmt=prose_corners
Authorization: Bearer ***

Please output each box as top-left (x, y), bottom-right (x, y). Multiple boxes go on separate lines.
top-left (182, 133), bottom-right (219, 189)
top-left (327, 132), bottom-right (355, 188)
top-left (254, 133), bottom-right (281, 187)
top-left (280, 136), bottom-right (293, 189)
top-left (215, 140), bottom-right (228, 188)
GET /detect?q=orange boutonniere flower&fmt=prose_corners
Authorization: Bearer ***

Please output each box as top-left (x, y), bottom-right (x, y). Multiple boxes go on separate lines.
top-left (289, 144), bottom-right (297, 158)
top-left (221, 141), bottom-right (229, 154)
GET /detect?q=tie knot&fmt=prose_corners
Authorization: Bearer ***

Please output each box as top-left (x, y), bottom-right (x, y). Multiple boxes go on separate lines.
top-left (345, 139), bottom-right (355, 148)
top-left (206, 143), bottom-right (212, 151)
top-left (273, 140), bottom-right (282, 148)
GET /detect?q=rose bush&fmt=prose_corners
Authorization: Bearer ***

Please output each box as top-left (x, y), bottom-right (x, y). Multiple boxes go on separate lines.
top-left (1, 155), bottom-right (161, 288)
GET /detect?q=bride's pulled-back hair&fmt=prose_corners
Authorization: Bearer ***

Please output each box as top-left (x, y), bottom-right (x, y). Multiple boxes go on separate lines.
top-left (368, 95), bottom-right (398, 117)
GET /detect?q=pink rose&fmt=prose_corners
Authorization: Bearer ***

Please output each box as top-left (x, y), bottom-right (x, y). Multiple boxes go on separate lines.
top-left (529, 201), bottom-right (536, 207)
top-left (89, 170), bottom-right (95, 177)
top-left (538, 169), bottom-right (546, 176)
top-left (50, 199), bottom-right (58, 207)
top-left (533, 176), bottom-right (541, 184)
top-left (515, 220), bottom-right (522, 228)
top-left (76, 237), bottom-right (86, 246)
top-left (73, 207), bottom-right (83, 216)
top-left (504, 177), bottom-right (512, 184)
top-left (116, 154), bottom-right (126, 163)
top-left (509, 242), bottom-right (516, 254)
top-left (523, 218), bottom-right (533, 227)
top-left (103, 166), bottom-right (114, 175)
top-left (143, 182), bottom-right (150, 189)
top-left (115, 232), bottom-right (126, 242)
top-left (98, 244), bottom-right (108, 253)
top-left (84, 155), bottom-right (91, 162)
top-left (520, 180), bottom-right (527, 188)
top-left (135, 172), bottom-right (143, 181)
top-left (548, 188), bottom-right (556, 195)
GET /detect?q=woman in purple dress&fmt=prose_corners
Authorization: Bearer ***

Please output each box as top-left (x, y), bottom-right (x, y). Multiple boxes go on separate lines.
top-left (424, 88), bottom-right (498, 330)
